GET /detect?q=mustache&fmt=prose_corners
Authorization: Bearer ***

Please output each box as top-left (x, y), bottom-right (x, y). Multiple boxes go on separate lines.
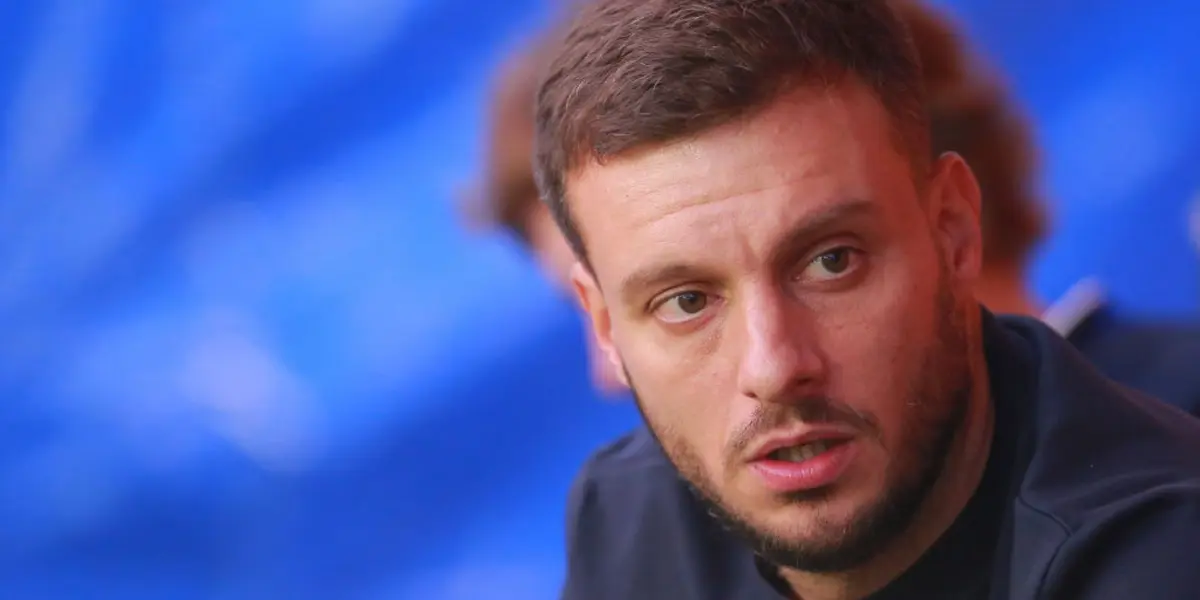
top-left (728, 396), bottom-right (881, 457)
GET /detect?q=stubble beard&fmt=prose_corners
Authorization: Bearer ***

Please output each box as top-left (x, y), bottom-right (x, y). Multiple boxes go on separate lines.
top-left (627, 282), bottom-right (974, 574)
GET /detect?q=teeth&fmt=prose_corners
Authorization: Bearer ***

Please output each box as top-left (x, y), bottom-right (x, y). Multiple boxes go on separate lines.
top-left (776, 440), bottom-right (829, 462)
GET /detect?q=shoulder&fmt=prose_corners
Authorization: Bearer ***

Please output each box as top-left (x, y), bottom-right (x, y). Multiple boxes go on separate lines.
top-left (565, 427), bottom-right (684, 531)
top-left (561, 429), bottom-right (763, 599)
top-left (999, 315), bottom-right (1200, 511)
top-left (994, 316), bottom-right (1200, 598)
top-left (561, 428), bottom-right (715, 599)
top-left (1037, 483), bottom-right (1200, 599)
top-left (1071, 310), bottom-right (1200, 415)
top-left (996, 314), bottom-right (1200, 466)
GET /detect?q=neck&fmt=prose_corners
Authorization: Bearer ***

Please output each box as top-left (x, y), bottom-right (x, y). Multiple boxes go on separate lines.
top-left (779, 308), bottom-right (996, 600)
top-left (974, 266), bottom-right (1042, 318)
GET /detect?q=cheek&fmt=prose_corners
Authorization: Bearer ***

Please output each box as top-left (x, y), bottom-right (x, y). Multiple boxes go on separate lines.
top-left (816, 251), bottom-right (941, 430)
top-left (622, 330), bottom-right (738, 466)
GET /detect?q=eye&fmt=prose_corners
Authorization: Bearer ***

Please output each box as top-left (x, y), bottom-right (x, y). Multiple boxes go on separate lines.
top-left (803, 247), bottom-right (859, 281)
top-left (653, 291), bottom-right (710, 324)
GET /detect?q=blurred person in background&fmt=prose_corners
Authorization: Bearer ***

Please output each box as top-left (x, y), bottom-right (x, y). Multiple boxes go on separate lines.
top-left (913, 3), bottom-right (1200, 415)
top-left (535, 0), bottom-right (1200, 598)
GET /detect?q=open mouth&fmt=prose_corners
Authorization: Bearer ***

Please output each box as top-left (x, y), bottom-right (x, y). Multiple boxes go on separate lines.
top-left (751, 436), bottom-right (858, 492)
top-left (766, 438), bottom-right (850, 463)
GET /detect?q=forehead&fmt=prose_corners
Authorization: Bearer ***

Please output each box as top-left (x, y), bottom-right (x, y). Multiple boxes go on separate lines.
top-left (568, 80), bottom-right (919, 291)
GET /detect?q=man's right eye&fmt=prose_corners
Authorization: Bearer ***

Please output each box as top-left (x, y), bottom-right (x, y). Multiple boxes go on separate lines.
top-left (653, 291), bottom-right (710, 323)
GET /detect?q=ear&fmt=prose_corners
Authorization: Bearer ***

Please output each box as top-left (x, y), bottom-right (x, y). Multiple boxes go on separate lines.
top-left (927, 152), bottom-right (984, 285)
top-left (570, 262), bottom-right (629, 387)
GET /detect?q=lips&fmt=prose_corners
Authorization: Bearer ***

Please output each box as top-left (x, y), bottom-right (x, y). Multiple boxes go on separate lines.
top-left (748, 430), bottom-right (858, 493)
top-left (751, 430), bottom-right (855, 462)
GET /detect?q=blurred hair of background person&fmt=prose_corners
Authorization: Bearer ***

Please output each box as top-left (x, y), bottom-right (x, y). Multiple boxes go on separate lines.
top-left (904, 1), bottom-right (1200, 415)
top-left (466, 30), bottom-right (626, 394)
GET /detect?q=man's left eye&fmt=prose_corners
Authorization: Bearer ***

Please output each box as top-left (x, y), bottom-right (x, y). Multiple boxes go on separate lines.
top-left (804, 247), bottom-right (859, 281)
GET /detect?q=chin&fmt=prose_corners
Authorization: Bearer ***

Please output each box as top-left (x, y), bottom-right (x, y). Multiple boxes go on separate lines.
top-left (749, 481), bottom-right (876, 531)
top-left (770, 490), bottom-right (860, 525)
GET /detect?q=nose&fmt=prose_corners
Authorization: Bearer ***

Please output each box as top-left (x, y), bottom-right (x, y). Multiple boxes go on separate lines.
top-left (736, 289), bottom-right (827, 404)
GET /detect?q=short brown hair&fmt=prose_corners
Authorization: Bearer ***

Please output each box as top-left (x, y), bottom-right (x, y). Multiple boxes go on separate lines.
top-left (897, 0), bottom-right (1046, 267)
top-left (534, 0), bottom-right (930, 268)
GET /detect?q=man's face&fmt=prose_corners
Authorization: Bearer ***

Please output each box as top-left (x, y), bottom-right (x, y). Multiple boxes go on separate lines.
top-left (568, 80), bottom-right (983, 571)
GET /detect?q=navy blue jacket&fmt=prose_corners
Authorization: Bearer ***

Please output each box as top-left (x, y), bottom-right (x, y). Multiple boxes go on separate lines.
top-left (561, 313), bottom-right (1200, 599)
top-left (1067, 305), bottom-right (1200, 417)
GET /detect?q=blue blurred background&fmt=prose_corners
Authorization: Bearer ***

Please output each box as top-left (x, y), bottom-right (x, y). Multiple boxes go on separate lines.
top-left (0, 0), bottom-right (1197, 598)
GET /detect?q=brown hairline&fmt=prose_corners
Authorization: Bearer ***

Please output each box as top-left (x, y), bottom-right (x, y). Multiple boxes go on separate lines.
top-left (533, 0), bottom-right (931, 273)
top-left (471, 31), bottom-right (560, 245)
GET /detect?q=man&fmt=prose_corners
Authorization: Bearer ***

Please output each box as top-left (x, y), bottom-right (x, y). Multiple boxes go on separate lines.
top-left (532, 0), bottom-right (1200, 598)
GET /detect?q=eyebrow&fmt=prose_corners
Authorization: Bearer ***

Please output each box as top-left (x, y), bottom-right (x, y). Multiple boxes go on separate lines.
top-left (765, 198), bottom-right (877, 272)
top-left (617, 198), bottom-right (878, 307)
top-left (619, 263), bottom-right (717, 308)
